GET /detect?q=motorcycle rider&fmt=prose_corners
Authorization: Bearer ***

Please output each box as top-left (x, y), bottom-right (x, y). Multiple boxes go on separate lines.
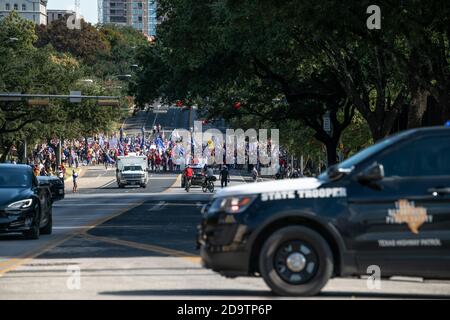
top-left (203, 165), bottom-right (215, 184)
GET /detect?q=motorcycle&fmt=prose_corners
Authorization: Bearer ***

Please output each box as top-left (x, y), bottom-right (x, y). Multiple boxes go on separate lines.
top-left (202, 176), bottom-right (216, 193)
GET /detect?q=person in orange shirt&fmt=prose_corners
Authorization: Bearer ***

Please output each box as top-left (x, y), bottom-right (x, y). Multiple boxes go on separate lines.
top-left (33, 165), bottom-right (40, 177)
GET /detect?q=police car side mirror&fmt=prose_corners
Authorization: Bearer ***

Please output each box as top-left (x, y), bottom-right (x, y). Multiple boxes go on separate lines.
top-left (327, 165), bottom-right (353, 181)
top-left (357, 163), bottom-right (385, 183)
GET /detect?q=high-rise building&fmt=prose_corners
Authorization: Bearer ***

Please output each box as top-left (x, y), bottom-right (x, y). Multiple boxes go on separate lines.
top-left (100, 0), bottom-right (127, 25)
top-left (99, 0), bottom-right (158, 37)
top-left (47, 9), bottom-right (76, 25)
top-left (0, 0), bottom-right (48, 25)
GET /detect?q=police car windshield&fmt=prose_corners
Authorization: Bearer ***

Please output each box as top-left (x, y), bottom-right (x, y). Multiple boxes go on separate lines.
top-left (319, 131), bottom-right (410, 180)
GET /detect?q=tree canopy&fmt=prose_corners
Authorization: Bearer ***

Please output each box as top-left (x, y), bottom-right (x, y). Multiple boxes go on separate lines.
top-left (0, 12), bottom-right (146, 162)
top-left (131, 0), bottom-right (450, 165)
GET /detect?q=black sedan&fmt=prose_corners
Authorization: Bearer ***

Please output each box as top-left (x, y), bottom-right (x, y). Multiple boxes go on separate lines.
top-left (37, 176), bottom-right (65, 202)
top-left (0, 164), bottom-right (53, 239)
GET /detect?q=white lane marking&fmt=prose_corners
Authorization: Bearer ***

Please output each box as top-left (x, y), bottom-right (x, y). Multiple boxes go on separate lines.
top-left (54, 202), bottom-right (204, 207)
top-left (147, 201), bottom-right (167, 211)
top-left (63, 193), bottom-right (212, 198)
top-left (53, 203), bottom-right (133, 207)
top-left (238, 173), bottom-right (248, 184)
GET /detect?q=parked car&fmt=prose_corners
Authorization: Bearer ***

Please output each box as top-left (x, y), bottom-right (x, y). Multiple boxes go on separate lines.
top-left (0, 164), bottom-right (53, 239)
top-left (37, 176), bottom-right (65, 202)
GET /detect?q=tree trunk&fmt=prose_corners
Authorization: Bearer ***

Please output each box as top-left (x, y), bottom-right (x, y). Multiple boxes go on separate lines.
top-left (325, 139), bottom-right (338, 167)
top-left (440, 91), bottom-right (450, 123)
top-left (0, 143), bottom-right (13, 163)
top-left (408, 87), bottom-right (429, 128)
top-left (367, 122), bottom-right (388, 142)
top-left (17, 141), bottom-right (25, 164)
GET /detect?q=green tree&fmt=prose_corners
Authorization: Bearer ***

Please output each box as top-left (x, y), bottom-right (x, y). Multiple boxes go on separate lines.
top-left (132, 0), bottom-right (357, 165)
top-left (0, 13), bottom-right (80, 152)
top-left (0, 13), bottom-right (123, 162)
top-left (35, 18), bottom-right (110, 64)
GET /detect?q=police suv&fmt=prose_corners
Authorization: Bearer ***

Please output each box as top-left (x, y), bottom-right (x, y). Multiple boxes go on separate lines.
top-left (198, 127), bottom-right (450, 296)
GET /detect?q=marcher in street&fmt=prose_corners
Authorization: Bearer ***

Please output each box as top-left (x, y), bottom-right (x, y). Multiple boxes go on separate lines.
top-left (252, 166), bottom-right (259, 182)
top-left (72, 170), bottom-right (78, 193)
top-left (220, 165), bottom-right (230, 188)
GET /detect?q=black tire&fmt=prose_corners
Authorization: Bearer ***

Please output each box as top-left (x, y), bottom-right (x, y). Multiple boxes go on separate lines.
top-left (259, 226), bottom-right (333, 296)
top-left (141, 184), bottom-right (147, 188)
top-left (23, 211), bottom-right (41, 240)
top-left (40, 207), bottom-right (53, 235)
top-left (208, 182), bottom-right (215, 193)
top-left (118, 184), bottom-right (125, 188)
top-left (181, 177), bottom-right (185, 188)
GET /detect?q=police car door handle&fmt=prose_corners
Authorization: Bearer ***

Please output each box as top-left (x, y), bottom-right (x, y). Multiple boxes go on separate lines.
top-left (428, 187), bottom-right (450, 195)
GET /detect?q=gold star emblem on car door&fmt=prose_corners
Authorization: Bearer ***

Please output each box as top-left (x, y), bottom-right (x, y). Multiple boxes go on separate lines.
top-left (386, 200), bottom-right (433, 234)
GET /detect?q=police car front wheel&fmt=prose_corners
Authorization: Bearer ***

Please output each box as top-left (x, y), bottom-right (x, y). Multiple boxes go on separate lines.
top-left (259, 226), bottom-right (333, 296)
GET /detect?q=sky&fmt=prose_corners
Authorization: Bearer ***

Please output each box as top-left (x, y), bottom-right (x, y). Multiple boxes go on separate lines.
top-left (47, 0), bottom-right (98, 24)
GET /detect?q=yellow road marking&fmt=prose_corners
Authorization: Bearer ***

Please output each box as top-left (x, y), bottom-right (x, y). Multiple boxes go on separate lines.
top-left (163, 174), bottom-right (182, 193)
top-left (0, 233), bottom-right (78, 277)
top-left (0, 201), bottom-right (145, 277)
top-left (0, 259), bottom-right (20, 268)
top-left (0, 178), bottom-right (202, 277)
top-left (80, 232), bottom-right (201, 265)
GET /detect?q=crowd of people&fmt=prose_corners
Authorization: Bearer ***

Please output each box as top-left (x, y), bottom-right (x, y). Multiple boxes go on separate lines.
top-left (26, 125), bottom-right (309, 185)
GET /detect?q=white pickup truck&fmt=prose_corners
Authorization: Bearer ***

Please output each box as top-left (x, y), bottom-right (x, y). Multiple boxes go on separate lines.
top-left (116, 155), bottom-right (148, 188)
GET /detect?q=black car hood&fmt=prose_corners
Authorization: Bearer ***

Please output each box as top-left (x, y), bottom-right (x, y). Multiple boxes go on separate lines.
top-left (0, 188), bottom-right (33, 208)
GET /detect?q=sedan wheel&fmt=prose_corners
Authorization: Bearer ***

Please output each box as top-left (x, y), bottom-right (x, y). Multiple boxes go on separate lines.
top-left (40, 207), bottom-right (53, 235)
top-left (24, 213), bottom-right (41, 240)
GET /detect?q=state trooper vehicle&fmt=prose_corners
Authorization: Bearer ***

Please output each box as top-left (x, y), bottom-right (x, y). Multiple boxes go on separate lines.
top-left (197, 127), bottom-right (450, 296)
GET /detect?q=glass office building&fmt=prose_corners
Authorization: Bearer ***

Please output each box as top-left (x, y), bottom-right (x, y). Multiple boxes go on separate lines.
top-left (100, 0), bottom-right (157, 37)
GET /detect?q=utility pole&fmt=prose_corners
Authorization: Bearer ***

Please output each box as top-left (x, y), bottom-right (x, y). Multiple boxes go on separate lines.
top-left (75, 0), bottom-right (81, 14)
top-left (24, 139), bottom-right (27, 164)
top-left (58, 138), bottom-right (62, 167)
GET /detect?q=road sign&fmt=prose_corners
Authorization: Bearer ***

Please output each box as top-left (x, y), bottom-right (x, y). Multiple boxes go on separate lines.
top-left (0, 92), bottom-right (21, 101)
top-left (70, 91), bottom-right (82, 103)
top-left (323, 112), bottom-right (332, 134)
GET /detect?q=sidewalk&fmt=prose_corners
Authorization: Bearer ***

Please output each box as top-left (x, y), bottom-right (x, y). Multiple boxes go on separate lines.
top-left (65, 165), bottom-right (116, 192)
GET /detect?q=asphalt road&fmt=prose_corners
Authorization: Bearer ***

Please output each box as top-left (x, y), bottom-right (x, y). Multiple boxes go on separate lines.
top-left (122, 107), bottom-right (192, 136)
top-left (1, 167), bottom-right (450, 300)
top-left (122, 107), bottom-right (227, 137)
top-left (145, 107), bottom-right (192, 131)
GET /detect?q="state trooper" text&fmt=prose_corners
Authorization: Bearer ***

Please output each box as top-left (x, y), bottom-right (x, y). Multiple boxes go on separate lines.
top-left (261, 188), bottom-right (347, 202)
